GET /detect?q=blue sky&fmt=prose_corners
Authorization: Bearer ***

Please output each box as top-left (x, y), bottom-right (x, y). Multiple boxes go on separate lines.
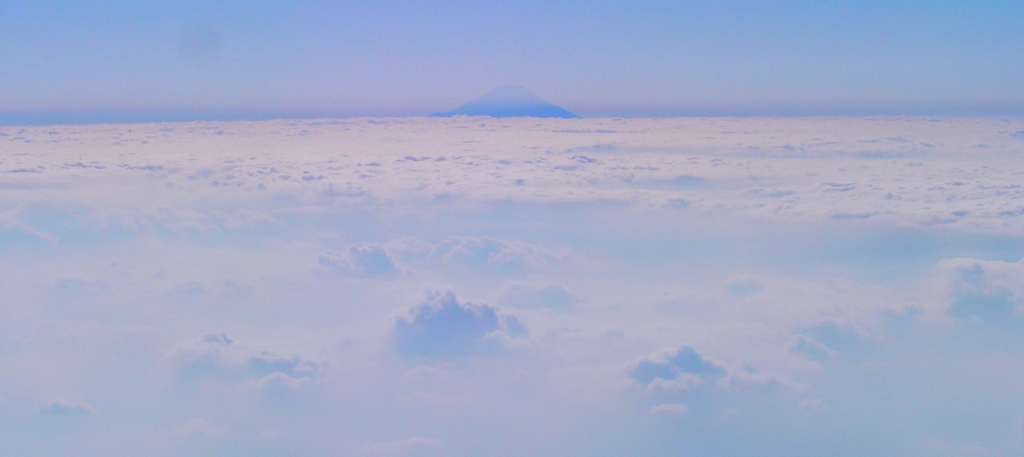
top-left (2, 1), bottom-right (1023, 121)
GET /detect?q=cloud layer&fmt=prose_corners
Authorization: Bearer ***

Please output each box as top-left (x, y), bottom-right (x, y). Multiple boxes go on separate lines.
top-left (0, 116), bottom-right (1022, 456)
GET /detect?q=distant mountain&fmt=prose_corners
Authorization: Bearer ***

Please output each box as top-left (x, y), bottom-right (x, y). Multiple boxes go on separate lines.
top-left (431, 86), bottom-right (580, 118)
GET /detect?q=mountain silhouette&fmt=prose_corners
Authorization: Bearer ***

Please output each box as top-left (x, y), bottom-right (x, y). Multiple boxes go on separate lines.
top-left (432, 86), bottom-right (580, 118)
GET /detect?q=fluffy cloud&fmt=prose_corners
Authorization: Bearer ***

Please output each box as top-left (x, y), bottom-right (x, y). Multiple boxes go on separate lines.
top-left (39, 399), bottom-right (93, 417)
top-left (394, 292), bottom-right (526, 358)
top-left (4, 116), bottom-right (1024, 234)
top-left (174, 335), bottom-right (323, 393)
top-left (941, 259), bottom-right (1024, 324)
top-left (0, 117), bottom-right (1022, 456)
top-left (648, 403), bottom-right (688, 416)
top-left (319, 244), bottom-right (399, 278)
top-left (632, 346), bottom-right (727, 386)
top-left (497, 283), bottom-right (579, 310)
top-left (176, 418), bottom-right (227, 437)
top-left (361, 437), bottom-right (442, 457)
top-left (429, 236), bottom-right (573, 274)
top-left (790, 322), bottom-right (871, 362)
top-left (317, 236), bottom-right (574, 280)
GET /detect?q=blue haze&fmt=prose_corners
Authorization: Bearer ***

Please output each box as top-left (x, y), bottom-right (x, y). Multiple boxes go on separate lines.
top-left (2, 1), bottom-right (1024, 123)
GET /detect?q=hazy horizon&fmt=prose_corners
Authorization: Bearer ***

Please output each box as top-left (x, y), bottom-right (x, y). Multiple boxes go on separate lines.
top-left (6, 101), bottom-right (1024, 127)
top-left (3, 2), bottom-right (1024, 125)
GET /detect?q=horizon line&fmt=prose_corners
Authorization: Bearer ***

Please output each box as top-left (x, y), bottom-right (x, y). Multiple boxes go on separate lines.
top-left (4, 105), bottom-right (1024, 127)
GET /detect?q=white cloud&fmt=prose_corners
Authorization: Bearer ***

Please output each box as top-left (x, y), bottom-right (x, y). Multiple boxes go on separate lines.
top-left (797, 398), bottom-right (825, 411)
top-left (393, 292), bottom-right (526, 358)
top-left (632, 346), bottom-right (727, 385)
top-left (939, 258), bottom-right (1024, 324)
top-left (319, 244), bottom-right (400, 279)
top-left (361, 437), bottom-right (442, 457)
top-left (919, 438), bottom-right (992, 457)
top-left (497, 283), bottom-right (580, 310)
top-left (173, 336), bottom-right (324, 388)
top-left (1, 117), bottom-right (1020, 234)
top-left (176, 418), bottom-right (227, 437)
top-left (39, 399), bottom-right (94, 417)
top-left (0, 117), bottom-right (1021, 456)
top-left (648, 403), bottom-right (688, 416)
top-left (247, 372), bottom-right (311, 394)
top-left (429, 236), bottom-right (576, 273)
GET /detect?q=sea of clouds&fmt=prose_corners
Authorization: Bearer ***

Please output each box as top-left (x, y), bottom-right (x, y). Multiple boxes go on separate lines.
top-left (1, 116), bottom-right (1023, 456)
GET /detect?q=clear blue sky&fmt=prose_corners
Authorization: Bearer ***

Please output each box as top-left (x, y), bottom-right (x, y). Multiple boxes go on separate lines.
top-left (2, 1), bottom-right (1023, 122)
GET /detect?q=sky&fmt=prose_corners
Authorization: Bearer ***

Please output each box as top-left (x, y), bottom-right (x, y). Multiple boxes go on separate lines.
top-left (3, 2), bottom-right (1024, 457)
top-left (2, 1), bottom-right (1024, 122)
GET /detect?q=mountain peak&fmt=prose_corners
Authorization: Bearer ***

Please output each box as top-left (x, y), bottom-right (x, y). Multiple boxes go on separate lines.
top-left (432, 86), bottom-right (580, 119)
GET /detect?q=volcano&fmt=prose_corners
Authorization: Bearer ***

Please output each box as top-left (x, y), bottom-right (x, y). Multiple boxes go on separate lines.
top-left (431, 86), bottom-right (580, 118)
